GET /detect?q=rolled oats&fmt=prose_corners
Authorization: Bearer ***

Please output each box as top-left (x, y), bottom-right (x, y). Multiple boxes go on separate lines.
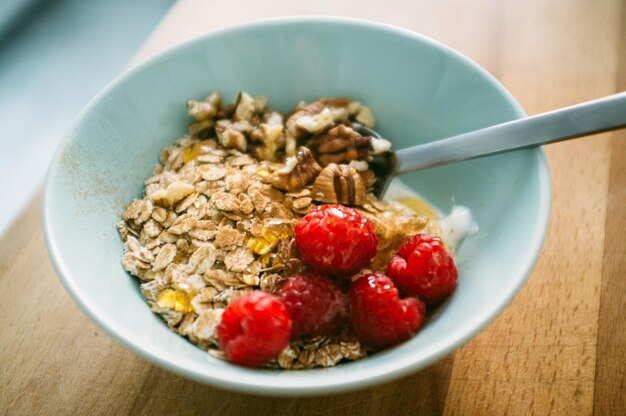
top-left (213, 226), bottom-right (244, 248)
top-left (224, 247), bottom-right (255, 272)
top-left (191, 309), bottom-right (223, 341)
top-left (314, 344), bottom-right (343, 368)
top-left (153, 243), bottom-right (177, 271)
top-left (188, 243), bottom-right (216, 274)
top-left (210, 191), bottom-right (240, 212)
top-left (277, 345), bottom-right (298, 369)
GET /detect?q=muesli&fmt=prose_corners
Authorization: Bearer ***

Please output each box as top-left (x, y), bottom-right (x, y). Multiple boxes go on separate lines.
top-left (118, 92), bottom-right (453, 368)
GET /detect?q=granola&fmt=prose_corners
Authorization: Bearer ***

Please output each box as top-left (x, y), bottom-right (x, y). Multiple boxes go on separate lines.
top-left (118, 92), bottom-right (440, 369)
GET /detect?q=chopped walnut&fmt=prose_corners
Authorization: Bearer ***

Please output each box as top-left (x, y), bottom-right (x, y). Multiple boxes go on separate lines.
top-left (187, 92), bottom-right (221, 136)
top-left (250, 122), bottom-right (285, 161)
top-left (348, 102), bottom-right (376, 128)
top-left (286, 98), bottom-right (351, 138)
top-left (349, 160), bottom-right (369, 172)
top-left (253, 95), bottom-right (268, 113)
top-left (312, 163), bottom-right (366, 206)
top-left (188, 119), bottom-right (215, 137)
top-left (370, 136), bottom-right (392, 154)
top-left (270, 147), bottom-right (322, 192)
top-left (233, 92), bottom-right (256, 122)
top-left (187, 92), bottom-right (221, 122)
top-left (216, 127), bottom-right (247, 152)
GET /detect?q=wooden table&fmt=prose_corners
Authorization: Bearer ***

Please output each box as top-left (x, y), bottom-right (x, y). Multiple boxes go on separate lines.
top-left (1, 0), bottom-right (624, 414)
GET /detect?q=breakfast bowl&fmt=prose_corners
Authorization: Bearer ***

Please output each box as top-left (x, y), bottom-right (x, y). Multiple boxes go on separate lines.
top-left (42, 16), bottom-right (550, 395)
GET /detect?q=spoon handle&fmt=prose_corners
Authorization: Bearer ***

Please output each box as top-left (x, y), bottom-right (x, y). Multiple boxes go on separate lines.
top-left (394, 91), bottom-right (626, 175)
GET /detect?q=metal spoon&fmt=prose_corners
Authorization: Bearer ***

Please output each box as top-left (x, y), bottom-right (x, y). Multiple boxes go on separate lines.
top-left (357, 92), bottom-right (626, 198)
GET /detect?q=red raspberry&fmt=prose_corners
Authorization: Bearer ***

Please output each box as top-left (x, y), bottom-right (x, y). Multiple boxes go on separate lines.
top-left (216, 291), bottom-right (291, 367)
top-left (349, 273), bottom-right (425, 347)
top-left (386, 233), bottom-right (457, 304)
top-left (277, 273), bottom-right (347, 338)
top-left (294, 204), bottom-right (377, 276)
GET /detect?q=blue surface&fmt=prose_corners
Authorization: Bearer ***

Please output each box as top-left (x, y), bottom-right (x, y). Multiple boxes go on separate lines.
top-left (43, 17), bottom-right (550, 395)
top-left (0, 0), bottom-right (173, 235)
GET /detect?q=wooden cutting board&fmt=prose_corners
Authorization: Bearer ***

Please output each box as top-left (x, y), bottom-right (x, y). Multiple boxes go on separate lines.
top-left (1, 0), bottom-right (624, 414)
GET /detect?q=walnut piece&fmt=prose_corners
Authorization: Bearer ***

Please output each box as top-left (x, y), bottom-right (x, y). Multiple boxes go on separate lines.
top-left (187, 92), bottom-right (221, 136)
top-left (307, 124), bottom-right (372, 166)
top-left (286, 98), bottom-right (351, 138)
top-left (187, 92), bottom-right (221, 122)
top-left (270, 147), bottom-right (322, 192)
top-left (250, 122), bottom-right (285, 161)
top-left (312, 163), bottom-right (366, 206)
top-left (233, 92), bottom-right (256, 122)
top-left (216, 127), bottom-right (247, 152)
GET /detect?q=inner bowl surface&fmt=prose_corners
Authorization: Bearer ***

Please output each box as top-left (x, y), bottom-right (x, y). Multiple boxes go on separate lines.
top-left (43, 17), bottom-right (550, 395)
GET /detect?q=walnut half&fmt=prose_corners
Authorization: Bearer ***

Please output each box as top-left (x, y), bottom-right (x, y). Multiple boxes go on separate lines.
top-left (270, 147), bottom-right (322, 192)
top-left (307, 124), bottom-right (372, 166)
top-left (312, 163), bottom-right (366, 206)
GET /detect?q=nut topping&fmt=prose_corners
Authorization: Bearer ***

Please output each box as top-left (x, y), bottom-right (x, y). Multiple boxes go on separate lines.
top-left (307, 124), bottom-right (372, 166)
top-left (270, 147), bottom-right (322, 192)
top-left (250, 123), bottom-right (286, 161)
top-left (187, 91), bottom-right (221, 122)
top-left (233, 92), bottom-right (256, 122)
top-left (187, 92), bottom-right (222, 137)
top-left (216, 127), bottom-right (247, 152)
top-left (312, 163), bottom-right (366, 206)
top-left (286, 98), bottom-right (351, 138)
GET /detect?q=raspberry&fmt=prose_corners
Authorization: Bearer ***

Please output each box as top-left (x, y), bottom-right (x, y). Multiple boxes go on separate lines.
top-left (277, 273), bottom-right (347, 338)
top-left (216, 291), bottom-right (291, 367)
top-left (294, 204), bottom-right (377, 276)
top-left (386, 233), bottom-right (457, 304)
top-left (349, 273), bottom-right (425, 347)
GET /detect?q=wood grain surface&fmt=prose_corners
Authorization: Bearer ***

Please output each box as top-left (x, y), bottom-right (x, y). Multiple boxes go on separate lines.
top-left (1, 1), bottom-right (624, 415)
